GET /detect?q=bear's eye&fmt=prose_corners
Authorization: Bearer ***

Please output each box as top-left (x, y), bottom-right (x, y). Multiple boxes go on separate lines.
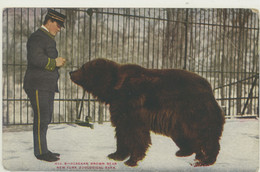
top-left (81, 65), bottom-right (86, 73)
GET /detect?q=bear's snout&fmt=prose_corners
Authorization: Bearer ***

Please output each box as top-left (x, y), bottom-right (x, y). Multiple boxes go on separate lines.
top-left (69, 70), bottom-right (83, 86)
top-left (69, 68), bottom-right (91, 91)
top-left (69, 71), bottom-right (76, 80)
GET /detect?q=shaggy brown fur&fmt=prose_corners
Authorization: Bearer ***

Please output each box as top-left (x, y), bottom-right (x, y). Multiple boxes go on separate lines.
top-left (69, 58), bottom-right (225, 167)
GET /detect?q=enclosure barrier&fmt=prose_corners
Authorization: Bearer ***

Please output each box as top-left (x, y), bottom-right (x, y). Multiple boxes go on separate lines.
top-left (2, 8), bottom-right (259, 125)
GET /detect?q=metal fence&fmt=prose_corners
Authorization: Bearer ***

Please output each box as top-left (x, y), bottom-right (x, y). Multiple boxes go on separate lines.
top-left (2, 8), bottom-right (259, 125)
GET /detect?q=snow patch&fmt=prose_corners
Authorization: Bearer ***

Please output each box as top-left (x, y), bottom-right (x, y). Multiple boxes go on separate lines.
top-left (2, 119), bottom-right (259, 171)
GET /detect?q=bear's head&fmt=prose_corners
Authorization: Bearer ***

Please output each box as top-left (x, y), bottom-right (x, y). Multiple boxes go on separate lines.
top-left (69, 58), bottom-right (119, 103)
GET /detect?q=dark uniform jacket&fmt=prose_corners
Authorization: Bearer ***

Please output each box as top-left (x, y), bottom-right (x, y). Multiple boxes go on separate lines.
top-left (24, 28), bottom-right (59, 92)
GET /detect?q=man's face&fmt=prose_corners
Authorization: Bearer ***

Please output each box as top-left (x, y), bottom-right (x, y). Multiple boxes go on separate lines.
top-left (48, 20), bottom-right (61, 36)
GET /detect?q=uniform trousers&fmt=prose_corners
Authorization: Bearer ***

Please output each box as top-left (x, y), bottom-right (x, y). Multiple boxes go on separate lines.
top-left (25, 89), bottom-right (55, 156)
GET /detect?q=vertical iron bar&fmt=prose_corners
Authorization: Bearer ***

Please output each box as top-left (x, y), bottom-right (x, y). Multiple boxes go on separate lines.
top-left (20, 8), bottom-right (23, 124)
top-left (237, 9), bottom-right (243, 114)
top-left (27, 8), bottom-right (29, 124)
top-left (96, 9), bottom-right (100, 59)
top-left (179, 9), bottom-right (183, 68)
top-left (111, 8), bottom-right (115, 60)
top-left (52, 8), bottom-right (56, 122)
top-left (122, 9), bottom-right (126, 62)
top-left (157, 9), bottom-right (160, 69)
top-left (214, 9), bottom-right (218, 95)
top-left (100, 8), bottom-right (105, 123)
top-left (211, 9), bottom-right (215, 93)
top-left (116, 8), bottom-right (120, 62)
top-left (127, 9), bottom-right (130, 63)
top-left (161, 9), bottom-right (165, 69)
top-left (247, 10), bottom-right (254, 114)
top-left (69, 9), bottom-right (75, 122)
top-left (75, 9), bottom-right (80, 122)
top-left (100, 11), bottom-right (105, 122)
top-left (147, 8), bottom-right (151, 68)
top-left (198, 9), bottom-right (202, 76)
top-left (106, 8), bottom-right (109, 59)
top-left (152, 8), bottom-right (155, 69)
top-left (183, 8), bottom-right (189, 70)
top-left (58, 9), bottom-right (62, 123)
top-left (175, 9), bottom-right (179, 68)
top-left (221, 9), bottom-right (226, 107)
top-left (201, 9), bottom-right (206, 76)
top-left (88, 9), bottom-right (93, 119)
top-left (94, 10), bottom-right (99, 122)
top-left (233, 9), bottom-right (237, 115)
top-left (98, 8), bottom-right (101, 59)
top-left (132, 8), bottom-right (136, 63)
top-left (81, 9), bottom-right (86, 119)
top-left (165, 9), bottom-right (169, 69)
top-left (34, 8), bottom-right (36, 32)
top-left (243, 10), bottom-right (249, 114)
top-left (241, 10), bottom-right (246, 115)
top-left (244, 10), bottom-right (249, 98)
top-left (206, 9), bottom-right (210, 79)
top-left (189, 9), bottom-right (194, 71)
top-left (40, 8), bottom-right (43, 24)
top-left (233, 9), bottom-right (238, 115)
top-left (13, 8), bottom-right (16, 124)
top-left (254, 12), bottom-right (259, 115)
top-left (143, 9), bottom-right (146, 67)
top-left (194, 9), bottom-right (198, 73)
top-left (137, 8), bottom-right (141, 65)
top-left (64, 9), bottom-right (68, 122)
top-left (6, 8), bottom-right (9, 125)
top-left (217, 10), bottom-right (221, 105)
top-left (227, 9), bottom-right (232, 116)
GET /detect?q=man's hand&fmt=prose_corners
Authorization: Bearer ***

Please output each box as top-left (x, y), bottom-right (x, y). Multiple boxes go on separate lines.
top-left (55, 57), bottom-right (66, 67)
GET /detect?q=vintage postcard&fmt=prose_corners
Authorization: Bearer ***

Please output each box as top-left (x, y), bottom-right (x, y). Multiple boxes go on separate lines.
top-left (1, 1), bottom-right (259, 171)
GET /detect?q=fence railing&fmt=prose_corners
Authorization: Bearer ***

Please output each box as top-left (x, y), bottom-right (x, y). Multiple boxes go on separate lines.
top-left (2, 8), bottom-right (259, 125)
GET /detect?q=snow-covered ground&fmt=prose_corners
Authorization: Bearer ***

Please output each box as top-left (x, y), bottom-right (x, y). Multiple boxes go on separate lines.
top-left (2, 118), bottom-right (259, 172)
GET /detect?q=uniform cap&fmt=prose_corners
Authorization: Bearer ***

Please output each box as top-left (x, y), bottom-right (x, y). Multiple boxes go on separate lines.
top-left (47, 8), bottom-right (66, 28)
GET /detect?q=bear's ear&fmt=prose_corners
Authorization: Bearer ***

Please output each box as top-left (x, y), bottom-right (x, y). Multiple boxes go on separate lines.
top-left (114, 73), bottom-right (127, 90)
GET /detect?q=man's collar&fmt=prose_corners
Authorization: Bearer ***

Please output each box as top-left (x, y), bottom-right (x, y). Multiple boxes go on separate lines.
top-left (41, 25), bottom-right (49, 32)
top-left (40, 26), bottom-right (55, 40)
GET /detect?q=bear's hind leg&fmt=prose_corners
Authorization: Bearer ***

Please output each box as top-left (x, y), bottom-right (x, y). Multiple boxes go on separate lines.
top-left (194, 138), bottom-right (220, 167)
top-left (171, 127), bottom-right (194, 157)
top-left (173, 137), bottom-right (194, 157)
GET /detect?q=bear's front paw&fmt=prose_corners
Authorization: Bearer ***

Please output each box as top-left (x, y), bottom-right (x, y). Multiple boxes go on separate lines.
top-left (108, 152), bottom-right (129, 161)
top-left (124, 159), bottom-right (138, 167)
top-left (191, 157), bottom-right (216, 167)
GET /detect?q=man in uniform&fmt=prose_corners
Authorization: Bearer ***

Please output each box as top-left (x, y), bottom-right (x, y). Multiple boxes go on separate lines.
top-left (24, 9), bottom-right (66, 162)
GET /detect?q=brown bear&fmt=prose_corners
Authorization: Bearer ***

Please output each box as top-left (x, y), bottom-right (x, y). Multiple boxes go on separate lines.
top-left (69, 58), bottom-right (225, 167)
